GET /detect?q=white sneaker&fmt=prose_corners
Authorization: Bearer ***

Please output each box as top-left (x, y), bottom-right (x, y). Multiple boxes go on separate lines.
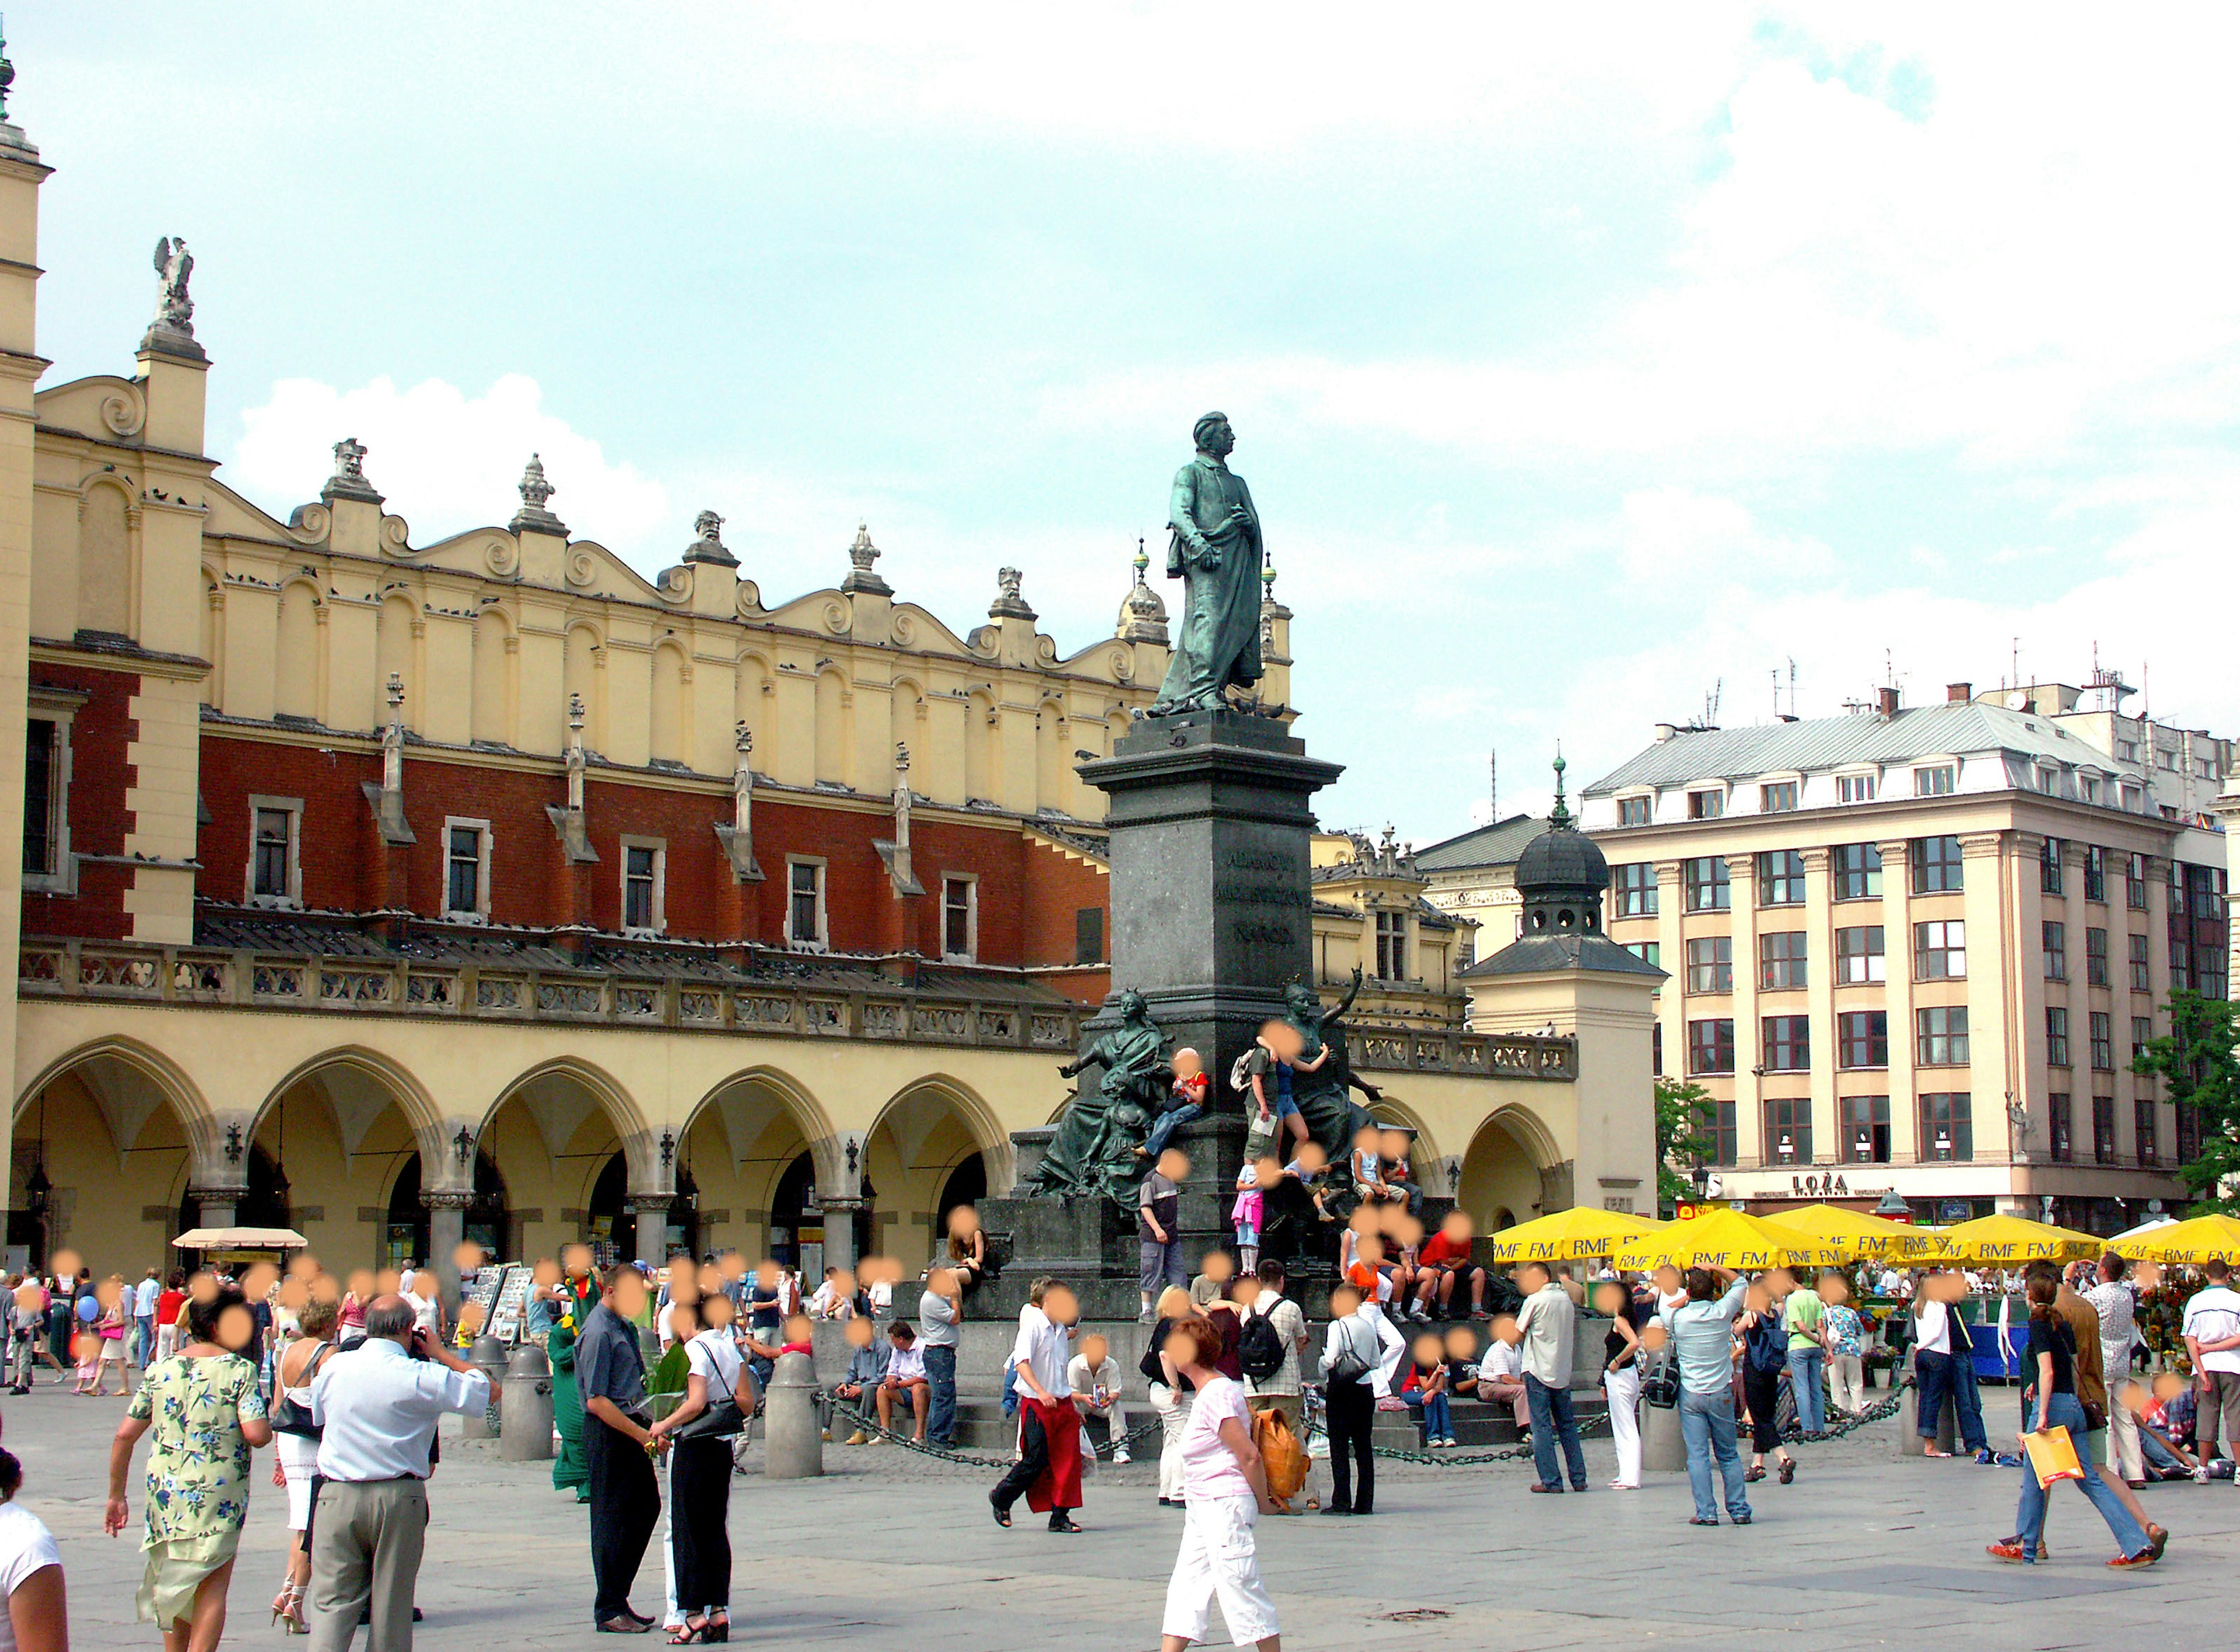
top-left (1112, 1447), bottom-right (1132, 1464)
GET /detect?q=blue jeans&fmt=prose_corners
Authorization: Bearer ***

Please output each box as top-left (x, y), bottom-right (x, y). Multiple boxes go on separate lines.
top-left (2141, 1429), bottom-right (2186, 1474)
top-left (1915, 1349), bottom-right (1985, 1451)
top-left (924, 1344), bottom-right (957, 1446)
top-left (1786, 1348), bottom-right (1826, 1434)
top-left (1408, 1391), bottom-right (1453, 1440)
top-left (1143, 1102), bottom-right (1204, 1163)
top-left (2014, 1392), bottom-right (2147, 1559)
top-left (1523, 1372), bottom-right (1587, 1489)
top-left (1679, 1387), bottom-right (1751, 1521)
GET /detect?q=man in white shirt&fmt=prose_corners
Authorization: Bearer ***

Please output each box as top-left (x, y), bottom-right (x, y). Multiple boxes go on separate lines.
top-left (396, 1270), bottom-right (441, 1339)
top-left (307, 1294), bottom-right (491, 1650)
top-left (1473, 1324), bottom-right (1532, 1432)
top-left (131, 1269), bottom-right (160, 1369)
top-left (2082, 1252), bottom-right (2143, 1484)
top-left (2181, 1257), bottom-right (2240, 1464)
top-left (989, 1279), bottom-right (1085, 1533)
top-left (1067, 1331), bottom-right (1132, 1465)
top-left (1514, 1261), bottom-right (1587, 1493)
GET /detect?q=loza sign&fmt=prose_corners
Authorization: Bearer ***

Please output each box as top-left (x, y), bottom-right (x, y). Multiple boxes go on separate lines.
top-left (1790, 1173), bottom-right (1851, 1198)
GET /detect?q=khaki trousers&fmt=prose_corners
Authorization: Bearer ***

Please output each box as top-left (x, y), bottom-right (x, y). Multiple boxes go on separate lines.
top-left (307, 1478), bottom-right (427, 1652)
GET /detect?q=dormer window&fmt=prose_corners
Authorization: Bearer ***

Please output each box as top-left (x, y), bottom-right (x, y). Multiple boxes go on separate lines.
top-left (1688, 788), bottom-right (1724, 820)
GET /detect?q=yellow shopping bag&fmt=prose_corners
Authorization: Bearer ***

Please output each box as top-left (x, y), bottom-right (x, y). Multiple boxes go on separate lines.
top-left (2022, 1425), bottom-right (2084, 1489)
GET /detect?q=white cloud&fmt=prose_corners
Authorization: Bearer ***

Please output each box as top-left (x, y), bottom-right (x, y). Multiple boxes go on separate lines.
top-left (228, 374), bottom-right (668, 555)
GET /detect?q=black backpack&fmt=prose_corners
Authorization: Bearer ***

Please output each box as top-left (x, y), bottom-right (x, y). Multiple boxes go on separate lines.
top-left (1238, 1307), bottom-right (1286, 1382)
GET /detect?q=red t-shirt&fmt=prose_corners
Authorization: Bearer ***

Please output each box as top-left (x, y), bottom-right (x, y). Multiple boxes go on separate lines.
top-left (1172, 1073), bottom-right (1208, 1106)
top-left (156, 1290), bottom-right (187, 1328)
top-left (1419, 1233), bottom-right (1472, 1268)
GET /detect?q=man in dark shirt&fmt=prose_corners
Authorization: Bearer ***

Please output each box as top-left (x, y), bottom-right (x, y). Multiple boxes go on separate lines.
top-left (578, 1263), bottom-right (662, 1633)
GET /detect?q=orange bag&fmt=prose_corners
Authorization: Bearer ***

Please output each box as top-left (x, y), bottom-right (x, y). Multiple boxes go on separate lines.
top-left (1254, 1407), bottom-right (1307, 1503)
top-left (2022, 1425), bottom-right (2084, 1490)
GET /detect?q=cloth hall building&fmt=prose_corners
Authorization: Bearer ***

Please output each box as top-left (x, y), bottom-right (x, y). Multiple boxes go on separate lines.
top-left (0, 96), bottom-right (1657, 1289)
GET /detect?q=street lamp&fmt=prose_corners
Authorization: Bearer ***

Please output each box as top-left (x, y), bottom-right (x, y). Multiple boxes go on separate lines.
top-left (453, 1126), bottom-right (475, 1167)
top-left (659, 1129), bottom-right (676, 1169)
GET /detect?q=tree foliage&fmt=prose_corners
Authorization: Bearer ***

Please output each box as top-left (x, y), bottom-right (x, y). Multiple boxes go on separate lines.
top-left (2132, 989), bottom-right (2240, 1212)
top-left (1654, 1075), bottom-right (1718, 1210)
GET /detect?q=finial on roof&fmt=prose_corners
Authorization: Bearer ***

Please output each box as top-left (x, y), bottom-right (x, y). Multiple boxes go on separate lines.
top-left (841, 520), bottom-right (891, 594)
top-left (1547, 747), bottom-right (1573, 832)
top-left (510, 452), bottom-right (565, 534)
top-left (1118, 536), bottom-right (1169, 643)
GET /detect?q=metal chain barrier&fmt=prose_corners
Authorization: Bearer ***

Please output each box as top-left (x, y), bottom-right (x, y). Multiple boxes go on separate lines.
top-left (811, 1389), bottom-right (1166, 1470)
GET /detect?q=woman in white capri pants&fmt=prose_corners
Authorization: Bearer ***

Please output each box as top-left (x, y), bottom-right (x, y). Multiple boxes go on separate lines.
top-left (1596, 1282), bottom-right (1643, 1490)
top-left (1160, 1318), bottom-right (1281, 1652)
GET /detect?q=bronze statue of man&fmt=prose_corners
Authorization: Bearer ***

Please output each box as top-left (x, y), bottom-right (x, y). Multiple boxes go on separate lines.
top-left (1150, 412), bottom-right (1263, 715)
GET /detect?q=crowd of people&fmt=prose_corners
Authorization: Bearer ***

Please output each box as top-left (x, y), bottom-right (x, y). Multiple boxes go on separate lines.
top-left (5, 1213), bottom-right (2235, 1651)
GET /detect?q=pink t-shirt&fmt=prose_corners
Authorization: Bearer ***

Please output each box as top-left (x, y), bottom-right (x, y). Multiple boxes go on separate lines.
top-left (1178, 1374), bottom-right (1253, 1501)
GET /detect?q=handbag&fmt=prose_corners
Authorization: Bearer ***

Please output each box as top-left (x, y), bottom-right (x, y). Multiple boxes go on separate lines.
top-left (672, 1393), bottom-right (747, 1441)
top-left (1324, 1319), bottom-right (1371, 1385)
top-left (270, 1341), bottom-right (331, 1438)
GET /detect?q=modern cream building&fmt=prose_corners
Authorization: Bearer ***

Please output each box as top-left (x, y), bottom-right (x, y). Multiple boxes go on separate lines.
top-left (1572, 685), bottom-right (2228, 1230)
top-left (0, 78), bottom-right (1654, 1291)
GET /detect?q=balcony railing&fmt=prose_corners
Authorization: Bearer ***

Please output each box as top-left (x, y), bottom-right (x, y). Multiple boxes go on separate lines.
top-left (19, 938), bottom-right (1084, 1054)
top-left (1353, 1027), bottom-right (1577, 1083)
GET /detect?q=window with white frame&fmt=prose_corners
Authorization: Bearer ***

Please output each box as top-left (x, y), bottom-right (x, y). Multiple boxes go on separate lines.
top-left (786, 858), bottom-right (827, 950)
top-left (1913, 763), bottom-right (1957, 797)
top-left (247, 796), bottom-right (303, 908)
top-left (1375, 909), bottom-right (1408, 979)
top-left (443, 818), bottom-right (493, 921)
top-left (942, 874), bottom-right (977, 961)
top-left (1837, 772), bottom-right (1877, 804)
top-left (621, 837), bottom-right (666, 934)
top-left (22, 697), bottom-right (80, 892)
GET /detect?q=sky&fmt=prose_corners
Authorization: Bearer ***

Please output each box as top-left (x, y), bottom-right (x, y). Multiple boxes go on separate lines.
top-left (19, 6), bottom-right (2240, 844)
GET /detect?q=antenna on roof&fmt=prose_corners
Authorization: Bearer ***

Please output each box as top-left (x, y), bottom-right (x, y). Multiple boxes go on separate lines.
top-left (1787, 657), bottom-right (1797, 718)
top-left (2011, 636), bottom-right (2021, 691)
top-left (1488, 746), bottom-right (1497, 821)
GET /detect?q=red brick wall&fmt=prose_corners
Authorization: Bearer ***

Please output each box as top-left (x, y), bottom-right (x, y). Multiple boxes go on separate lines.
top-left (188, 733), bottom-right (1119, 969)
top-left (22, 664), bottom-right (139, 941)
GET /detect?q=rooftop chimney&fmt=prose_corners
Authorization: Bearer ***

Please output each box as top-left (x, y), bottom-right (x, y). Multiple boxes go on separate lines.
top-left (1654, 722), bottom-right (1678, 744)
top-left (1877, 687), bottom-right (1899, 720)
top-left (1947, 682), bottom-right (1971, 704)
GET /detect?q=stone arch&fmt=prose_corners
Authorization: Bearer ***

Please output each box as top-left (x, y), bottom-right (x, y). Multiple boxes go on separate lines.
top-left (78, 473), bottom-right (137, 636)
top-left (964, 689), bottom-right (996, 803)
top-left (649, 638), bottom-right (690, 766)
top-left (813, 668), bottom-right (851, 786)
top-left (274, 575), bottom-right (323, 722)
top-left (563, 620), bottom-right (604, 750)
top-left (888, 676), bottom-right (925, 765)
top-left (470, 606), bottom-right (515, 747)
top-left (862, 1074), bottom-right (1012, 1268)
top-left (1456, 1102), bottom-right (1564, 1236)
top-left (251, 1047), bottom-right (446, 1165)
top-left (1034, 694), bottom-right (1070, 813)
top-left (1362, 1093), bottom-right (1445, 1192)
top-left (673, 1066), bottom-right (838, 1261)
top-left (13, 1037), bottom-right (215, 1268)
top-left (733, 649), bottom-right (774, 766)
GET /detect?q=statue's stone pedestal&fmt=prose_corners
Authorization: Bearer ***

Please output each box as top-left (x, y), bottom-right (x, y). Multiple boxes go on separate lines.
top-left (988, 706), bottom-right (1343, 1312)
top-left (1079, 707), bottom-right (1343, 1090)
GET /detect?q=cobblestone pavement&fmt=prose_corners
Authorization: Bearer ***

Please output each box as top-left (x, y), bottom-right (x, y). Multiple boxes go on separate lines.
top-left (9, 1378), bottom-right (2235, 1650)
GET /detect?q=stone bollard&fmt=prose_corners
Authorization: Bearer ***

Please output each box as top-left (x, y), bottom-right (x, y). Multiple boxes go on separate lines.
top-left (1894, 1377), bottom-right (1954, 1458)
top-left (1640, 1396), bottom-right (1688, 1474)
top-left (499, 1343), bottom-right (555, 1462)
top-left (461, 1336), bottom-right (508, 1440)
top-left (764, 1349), bottom-right (823, 1480)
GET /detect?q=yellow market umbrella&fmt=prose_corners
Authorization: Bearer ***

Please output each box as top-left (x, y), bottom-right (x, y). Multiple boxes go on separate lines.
top-left (1929, 1213), bottom-right (2100, 1266)
top-left (1611, 1206), bottom-right (1845, 1272)
top-left (1486, 1206), bottom-right (1664, 1264)
top-left (1778, 1202), bottom-right (1945, 1262)
top-left (2123, 1213), bottom-right (2240, 1264)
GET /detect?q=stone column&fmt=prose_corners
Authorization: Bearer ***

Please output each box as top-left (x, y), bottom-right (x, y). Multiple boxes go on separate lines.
top-left (1731, 852), bottom-right (1762, 1166)
top-left (189, 1187), bottom-right (243, 1229)
top-left (424, 1189), bottom-right (473, 1312)
top-left (626, 1195), bottom-right (672, 1268)
top-left (1797, 845), bottom-right (1836, 1170)
top-left (817, 1196), bottom-right (865, 1273)
top-left (1966, 829), bottom-right (2023, 1179)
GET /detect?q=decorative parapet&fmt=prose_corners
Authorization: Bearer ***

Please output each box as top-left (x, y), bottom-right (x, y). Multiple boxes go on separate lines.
top-left (19, 938), bottom-right (1086, 1053)
top-left (1352, 1026), bottom-right (1577, 1082)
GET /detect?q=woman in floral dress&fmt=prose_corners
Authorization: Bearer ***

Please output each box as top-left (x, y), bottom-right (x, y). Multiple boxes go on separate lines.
top-left (103, 1282), bottom-right (272, 1648)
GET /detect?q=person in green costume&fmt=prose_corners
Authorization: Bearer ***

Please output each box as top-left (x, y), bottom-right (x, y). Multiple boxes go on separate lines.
top-left (547, 1258), bottom-right (598, 1502)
